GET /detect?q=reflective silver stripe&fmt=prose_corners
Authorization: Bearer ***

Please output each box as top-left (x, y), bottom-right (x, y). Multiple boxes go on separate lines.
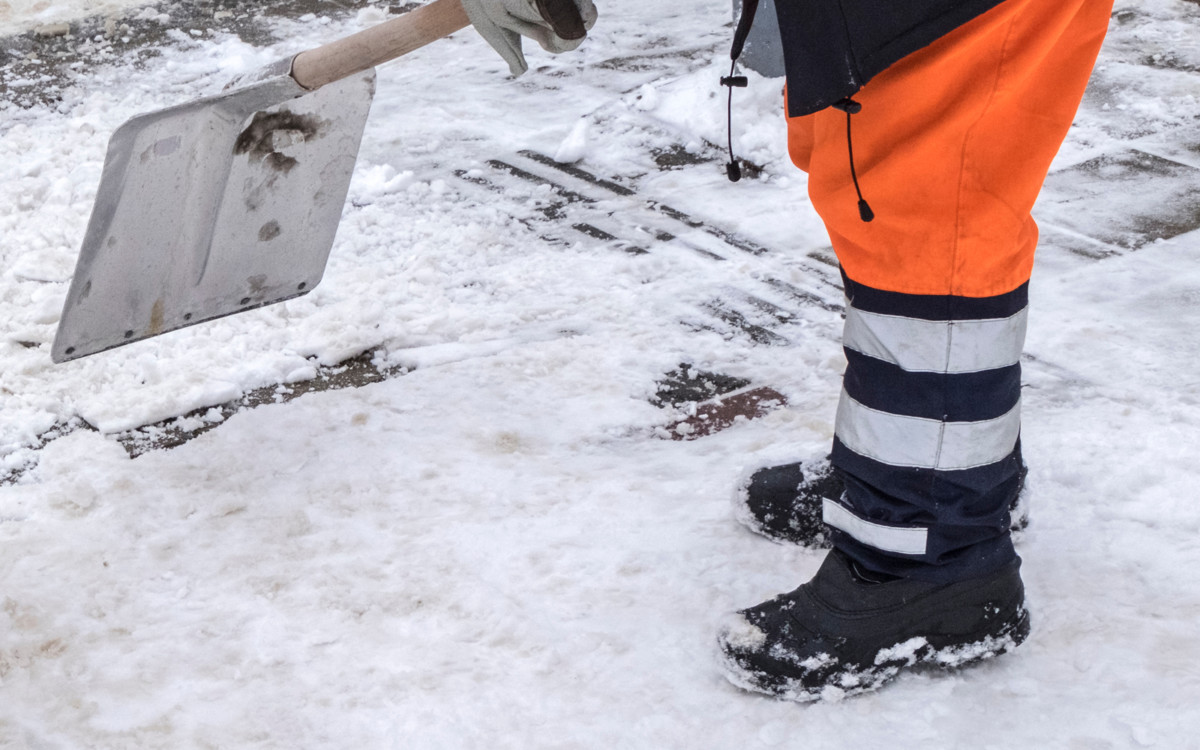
top-left (822, 498), bottom-right (928, 556)
top-left (843, 305), bottom-right (1028, 374)
top-left (835, 391), bottom-right (1021, 471)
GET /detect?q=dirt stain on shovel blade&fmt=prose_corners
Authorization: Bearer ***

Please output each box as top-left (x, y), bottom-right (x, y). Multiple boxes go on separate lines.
top-left (233, 110), bottom-right (326, 174)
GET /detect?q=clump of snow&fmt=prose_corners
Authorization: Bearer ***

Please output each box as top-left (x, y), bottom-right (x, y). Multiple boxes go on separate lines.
top-left (0, 0), bottom-right (159, 34)
top-left (718, 613), bottom-right (767, 650)
top-left (632, 82), bottom-right (660, 111)
top-left (553, 117), bottom-right (590, 163)
top-left (875, 637), bottom-right (928, 666)
top-left (354, 5), bottom-right (389, 28)
top-left (351, 163), bottom-right (416, 198)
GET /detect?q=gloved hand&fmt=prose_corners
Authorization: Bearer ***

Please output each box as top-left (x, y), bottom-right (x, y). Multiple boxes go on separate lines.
top-left (462, 0), bottom-right (598, 76)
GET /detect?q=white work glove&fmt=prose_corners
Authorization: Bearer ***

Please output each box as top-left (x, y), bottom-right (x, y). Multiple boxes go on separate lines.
top-left (462, 0), bottom-right (598, 76)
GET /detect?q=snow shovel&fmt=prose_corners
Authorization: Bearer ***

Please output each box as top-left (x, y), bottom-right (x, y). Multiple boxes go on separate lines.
top-left (50, 0), bottom-right (481, 363)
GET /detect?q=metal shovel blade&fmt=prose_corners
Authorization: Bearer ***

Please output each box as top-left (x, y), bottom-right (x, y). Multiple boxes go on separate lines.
top-left (52, 60), bottom-right (376, 362)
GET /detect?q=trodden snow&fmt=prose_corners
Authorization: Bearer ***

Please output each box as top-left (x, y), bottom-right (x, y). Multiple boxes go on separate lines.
top-left (2, 0), bottom-right (1199, 748)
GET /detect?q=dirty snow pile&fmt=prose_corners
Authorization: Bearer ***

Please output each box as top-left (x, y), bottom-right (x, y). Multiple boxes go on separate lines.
top-left (2, 0), bottom-right (1199, 748)
top-left (0, 0), bottom-right (155, 33)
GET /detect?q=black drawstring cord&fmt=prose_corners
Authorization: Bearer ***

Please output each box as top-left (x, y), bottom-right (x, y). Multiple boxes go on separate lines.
top-left (722, 61), bottom-right (748, 182)
top-left (722, 0), bottom-right (759, 182)
top-left (832, 97), bottom-right (875, 222)
top-left (722, 1), bottom-right (873, 223)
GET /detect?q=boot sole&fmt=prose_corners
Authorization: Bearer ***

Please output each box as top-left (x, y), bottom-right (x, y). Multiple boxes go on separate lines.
top-left (720, 604), bottom-right (1031, 702)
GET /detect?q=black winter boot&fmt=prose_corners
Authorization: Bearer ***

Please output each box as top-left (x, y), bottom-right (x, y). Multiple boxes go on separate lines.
top-left (733, 460), bottom-right (843, 547)
top-left (734, 459), bottom-right (1030, 547)
top-left (718, 550), bottom-right (1030, 702)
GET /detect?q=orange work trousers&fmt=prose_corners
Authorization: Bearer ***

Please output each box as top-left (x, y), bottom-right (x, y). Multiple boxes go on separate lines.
top-left (786, 0), bottom-right (1113, 298)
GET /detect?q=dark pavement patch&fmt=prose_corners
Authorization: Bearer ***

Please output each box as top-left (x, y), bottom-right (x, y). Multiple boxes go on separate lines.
top-left (1040, 149), bottom-right (1200, 251)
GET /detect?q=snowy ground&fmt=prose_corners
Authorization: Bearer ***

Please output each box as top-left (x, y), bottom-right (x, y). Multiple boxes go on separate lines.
top-left (2, 0), bottom-right (1199, 747)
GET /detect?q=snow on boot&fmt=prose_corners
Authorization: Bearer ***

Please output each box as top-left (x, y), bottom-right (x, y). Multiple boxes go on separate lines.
top-left (717, 550), bottom-right (1030, 702)
top-left (734, 459), bottom-right (1031, 546)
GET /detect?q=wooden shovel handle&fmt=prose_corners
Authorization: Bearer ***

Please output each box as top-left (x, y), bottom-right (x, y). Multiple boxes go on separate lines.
top-left (291, 0), bottom-right (471, 91)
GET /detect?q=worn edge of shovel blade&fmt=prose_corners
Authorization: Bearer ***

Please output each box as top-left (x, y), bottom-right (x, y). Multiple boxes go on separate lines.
top-left (51, 66), bottom-right (376, 363)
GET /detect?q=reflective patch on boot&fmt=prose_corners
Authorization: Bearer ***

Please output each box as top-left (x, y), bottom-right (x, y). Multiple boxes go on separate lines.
top-left (822, 498), bottom-right (928, 556)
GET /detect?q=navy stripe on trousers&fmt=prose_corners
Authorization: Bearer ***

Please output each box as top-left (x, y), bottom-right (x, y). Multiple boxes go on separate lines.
top-left (826, 274), bottom-right (1027, 583)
